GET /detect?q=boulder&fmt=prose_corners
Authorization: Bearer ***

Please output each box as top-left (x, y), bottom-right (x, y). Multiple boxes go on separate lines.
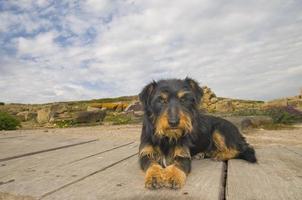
top-left (75, 110), bottom-right (106, 123)
top-left (210, 97), bottom-right (218, 104)
top-left (224, 115), bottom-right (273, 130)
top-left (240, 116), bottom-right (273, 129)
top-left (240, 118), bottom-right (254, 129)
top-left (215, 100), bottom-right (234, 112)
top-left (37, 108), bottom-right (53, 124)
top-left (87, 106), bottom-right (102, 112)
top-left (16, 111), bottom-right (37, 122)
top-left (115, 104), bottom-right (124, 112)
top-left (202, 86), bottom-right (216, 103)
top-left (51, 104), bottom-right (68, 114)
top-left (134, 111), bottom-right (144, 117)
top-left (125, 101), bottom-right (142, 112)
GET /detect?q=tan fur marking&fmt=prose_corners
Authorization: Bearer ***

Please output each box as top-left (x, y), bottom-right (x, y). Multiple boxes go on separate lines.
top-left (174, 146), bottom-right (191, 159)
top-left (155, 111), bottom-right (170, 136)
top-left (212, 131), bottom-right (239, 160)
top-left (160, 92), bottom-right (168, 101)
top-left (163, 164), bottom-right (186, 189)
top-left (179, 111), bottom-right (193, 133)
top-left (155, 111), bottom-right (183, 139)
top-left (155, 110), bottom-right (192, 139)
top-left (145, 163), bottom-right (165, 189)
top-left (139, 145), bottom-right (160, 161)
top-left (177, 90), bottom-right (191, 98)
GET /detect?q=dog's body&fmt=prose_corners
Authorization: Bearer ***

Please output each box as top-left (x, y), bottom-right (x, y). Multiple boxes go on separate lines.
top-left (138, 78), bottom-right (256, 189)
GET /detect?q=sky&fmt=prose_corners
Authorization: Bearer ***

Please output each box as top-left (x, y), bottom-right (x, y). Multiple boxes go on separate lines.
top-left (0, 0), bottom-right (302, 103)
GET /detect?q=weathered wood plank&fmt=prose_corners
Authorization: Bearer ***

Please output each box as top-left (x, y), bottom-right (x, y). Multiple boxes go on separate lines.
top-left (0, 133), bottom-right (97, 160)
top-left (0, 136), bottom-right (26, 140)
top-left (43, 158), bottom-right (224, 200)
top-left (0, 139), bottom-right (98, 162)
top-left (0, 140), bottom-right (134, 177)
top-left (285, 146), bottom-right (302, 157)
top-left (226, 146), bottom-right (302, 200)
top-left (0, 142), bottom-right (138, 199)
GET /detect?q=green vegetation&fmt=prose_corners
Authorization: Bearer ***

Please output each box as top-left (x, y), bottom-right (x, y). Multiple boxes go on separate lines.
top-left (54, 120), bottom-right (75, 128)
top-left (232, 108), bottom-right (267, 116)
top-left (233, 106), bottom-right (302, 125)
top-left (0, 111), bottom-right (21, 130)
top-left (90, 96), bottom-right (136, 103)
top-left (104, 112), bottom-right (133, 125)
top-left (104, 112), bottom-right (142, 125)
top-left (258, 123), bottom-right (297, 130)
top-left (266, 106), bottom-right (302, 124)
top-left (75, 95), bottom-right (137, 104)
top-left (0, 102), bottom-right (5, 106)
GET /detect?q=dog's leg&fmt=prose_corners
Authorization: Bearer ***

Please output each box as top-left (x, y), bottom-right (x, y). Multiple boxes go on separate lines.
top-left (211, 130), bottom-right (257, 163)
top-left (210, 131), bottom-right (239, 161)
top-left (163, 145), bottom-right (191, 189)
top-left (139, 144), bottom-right (165, 189)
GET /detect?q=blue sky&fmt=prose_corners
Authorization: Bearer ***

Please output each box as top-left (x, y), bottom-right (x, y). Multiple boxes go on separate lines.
top-left (0, 0), bottom-right (302, 103)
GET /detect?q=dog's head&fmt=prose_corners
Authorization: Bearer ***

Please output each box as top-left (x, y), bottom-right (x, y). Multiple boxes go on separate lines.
top-left (139, 77), bottom-right (203, 139)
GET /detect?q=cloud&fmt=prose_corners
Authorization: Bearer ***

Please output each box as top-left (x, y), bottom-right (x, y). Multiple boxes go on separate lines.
top-left (18, 31), bottom-right (59, 55)
top-left (0, 0), bottom-right (302, 103)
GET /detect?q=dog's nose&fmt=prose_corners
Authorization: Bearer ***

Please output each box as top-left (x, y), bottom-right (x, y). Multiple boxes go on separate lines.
top-left (168, 118), bottom-right (180, 127)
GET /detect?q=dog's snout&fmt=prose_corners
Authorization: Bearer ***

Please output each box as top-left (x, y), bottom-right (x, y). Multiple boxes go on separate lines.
top-left (168, 117), bottom-right (180, 127)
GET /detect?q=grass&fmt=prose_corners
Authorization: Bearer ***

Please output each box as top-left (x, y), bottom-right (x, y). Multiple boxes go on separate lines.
top-left (104, 112), bottom-right (142, 125)
top-left (257, 123), bottom-right (298, 130)
top-left (104, 112), bottom-right (135, 125)
top-left (89, 96), bottom-right (137, 103)
top-left (265, 106), bottom-right (302, 124)
top-left (54, 120), bottom-right (75, 128)
top-left (232, 108), bottom-right (267, 116)
top-left (0, 111), bottom-right (21, 130)
top-left (232, 106), bottom-right (302, 124)
top-left (89, 102), bottom-right (129, 111)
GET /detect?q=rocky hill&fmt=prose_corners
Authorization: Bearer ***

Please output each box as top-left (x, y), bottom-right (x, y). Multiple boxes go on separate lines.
top-left (0, 87), bottom-right (301, 129)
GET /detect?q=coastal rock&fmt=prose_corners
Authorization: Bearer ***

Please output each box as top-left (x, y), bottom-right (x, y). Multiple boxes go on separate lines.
top-left (75, 110), bottom-right (106, 123)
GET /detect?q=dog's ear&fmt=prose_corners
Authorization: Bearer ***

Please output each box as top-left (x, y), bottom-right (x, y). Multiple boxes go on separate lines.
top-left (139, 81), bottom-right (157, 110)
top-left (184, 77), bottom-right (203, 104)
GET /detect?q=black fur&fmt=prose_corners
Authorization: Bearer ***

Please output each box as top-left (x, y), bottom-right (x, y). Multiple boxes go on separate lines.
top-left (138, 78), bottom-right (257, 175)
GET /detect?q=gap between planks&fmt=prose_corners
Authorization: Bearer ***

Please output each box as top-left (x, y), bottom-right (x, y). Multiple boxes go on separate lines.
top-left (0, 139), bottom-right (99, 162)
top-left (219, 161), bottom-right (228, 200)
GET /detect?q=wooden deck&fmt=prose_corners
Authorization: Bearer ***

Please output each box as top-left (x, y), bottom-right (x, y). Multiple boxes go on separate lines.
top-left (0, 126), bottom-right (301, 200)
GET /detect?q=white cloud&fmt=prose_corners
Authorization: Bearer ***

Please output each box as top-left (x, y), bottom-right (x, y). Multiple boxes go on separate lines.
top-left (17, 32), bottom-right (59, 56)
top-left (0, 0), bottom-right (302, 103)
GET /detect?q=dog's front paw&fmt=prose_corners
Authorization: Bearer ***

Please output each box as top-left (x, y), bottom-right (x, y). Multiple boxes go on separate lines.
top-left (163, 165), bottom-right (186, 189)
top-left (192, 152), bottom-right (205, 160)
top-left (145, 163), bottom-right (164, 189)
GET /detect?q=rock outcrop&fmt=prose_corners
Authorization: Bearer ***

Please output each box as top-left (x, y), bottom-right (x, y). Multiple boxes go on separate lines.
top-left (75, 110), bottom-right (106, 123)
top-left (37, 108), bottom-right (53, 124)
top-left (1, 87), bottom-right (301, 129)
top-left (125, 101), bottom-right (142, 112)
top-left (16, 111), bottom-right (37, 122)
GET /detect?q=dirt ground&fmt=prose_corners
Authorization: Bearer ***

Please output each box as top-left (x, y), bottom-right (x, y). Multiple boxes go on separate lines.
top-left (1, 124), bottom-right (301, 148)
top-left (243, 125), bottom-right (302, 148)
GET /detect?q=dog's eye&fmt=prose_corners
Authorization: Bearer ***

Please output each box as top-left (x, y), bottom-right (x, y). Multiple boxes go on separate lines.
top-left (158, 97), bottom-right (167, 104)
top-left (180, 95), bottom-right (195, 104)
top-left (180, 97), bottom-right (186, 103)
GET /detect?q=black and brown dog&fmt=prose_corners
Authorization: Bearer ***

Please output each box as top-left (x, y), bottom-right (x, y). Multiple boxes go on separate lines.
top-left (138, 77), bottom-right (256, 189)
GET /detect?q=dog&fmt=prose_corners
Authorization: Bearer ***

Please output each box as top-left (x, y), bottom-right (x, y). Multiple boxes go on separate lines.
top-left (138, 77), bottom-right (257, 190)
